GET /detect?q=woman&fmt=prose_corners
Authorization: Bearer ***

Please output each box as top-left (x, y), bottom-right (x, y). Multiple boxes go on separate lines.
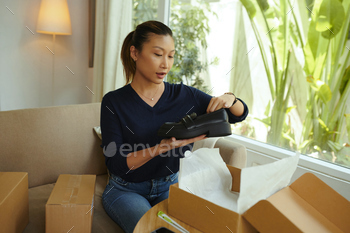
top-left (100, 20), bottom-right (248, 233)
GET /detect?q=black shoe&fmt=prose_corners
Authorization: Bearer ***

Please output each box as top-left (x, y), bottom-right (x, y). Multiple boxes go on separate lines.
top-left (157, 109), bottom-right (232, 139)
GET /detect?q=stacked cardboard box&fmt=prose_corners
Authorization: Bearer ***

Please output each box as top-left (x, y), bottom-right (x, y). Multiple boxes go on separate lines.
top-left (46, 174), bottom-right (96, 233)
top-left (0, 172), bottom-right (29, 233)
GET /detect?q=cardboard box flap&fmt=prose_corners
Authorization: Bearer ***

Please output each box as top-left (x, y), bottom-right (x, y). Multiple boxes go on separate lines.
top-left (290, 173), bottom-right (350, 232)
top-left (168, 183), bottom-right (256, 233)
top-left (244, 173), bottom-right (349, 233)
top-left (226, 165), bottom-right (241, 192)
top-left (47, 174), bottom-right (96, 205)
top-left (0, 172), bottom-right (27, 205)
top-left (243, 199), bottom-right (302, 233)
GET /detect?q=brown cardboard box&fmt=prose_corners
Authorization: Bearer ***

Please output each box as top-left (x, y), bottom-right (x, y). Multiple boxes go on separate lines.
top-left (168, 165), bottom-right (350, 233)
top-left (0, 172), bottom-right (29, 233)
top-left (45, 174), bottom-right (96, 233)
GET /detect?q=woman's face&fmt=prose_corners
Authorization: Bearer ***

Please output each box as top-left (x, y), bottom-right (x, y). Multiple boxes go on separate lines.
top-left (131, 34), bottom-right (175, 84)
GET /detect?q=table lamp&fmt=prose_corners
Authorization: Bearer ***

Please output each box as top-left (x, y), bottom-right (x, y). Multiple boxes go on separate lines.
top-left (36, 0), bottom-right (72, 105)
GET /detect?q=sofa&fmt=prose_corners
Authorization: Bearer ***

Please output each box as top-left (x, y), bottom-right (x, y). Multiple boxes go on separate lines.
top-left (0, 102), bottom-right (247, 233)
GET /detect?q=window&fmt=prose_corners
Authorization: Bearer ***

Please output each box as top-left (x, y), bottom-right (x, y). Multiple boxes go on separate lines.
top-left (168, 0), bottom-right (350, 170)
top-left (133, 0), bottom-right (159, 28)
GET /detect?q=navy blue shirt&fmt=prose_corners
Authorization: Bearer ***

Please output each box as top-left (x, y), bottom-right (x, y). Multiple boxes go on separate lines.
top-left (100, 82), bottom-right (248, 182)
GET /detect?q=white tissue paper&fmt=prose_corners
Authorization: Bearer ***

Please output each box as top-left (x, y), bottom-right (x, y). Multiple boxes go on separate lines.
top-left (237, 152), bottom-right (300, 214)
top-left (179, 148), bottom-right (238, 211)
top-left (179, 148), bottom-right (300, 214)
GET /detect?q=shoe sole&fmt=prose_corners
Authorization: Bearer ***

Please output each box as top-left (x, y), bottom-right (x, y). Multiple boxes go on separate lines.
top-left (158, 122), bottom-right (232, 139)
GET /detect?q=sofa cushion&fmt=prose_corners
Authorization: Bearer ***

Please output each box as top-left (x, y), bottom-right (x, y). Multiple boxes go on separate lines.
top-left (24, 174), bottom-right (124, 233)
top-left (0, 103), bottom-right (107, 188)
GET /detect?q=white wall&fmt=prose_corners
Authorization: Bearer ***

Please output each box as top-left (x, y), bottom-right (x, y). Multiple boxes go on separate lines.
top-left (0, 0), bottom-right (94, 111)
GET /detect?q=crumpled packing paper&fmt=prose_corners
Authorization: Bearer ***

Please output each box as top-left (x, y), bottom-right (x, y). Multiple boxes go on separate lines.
top-left (179, 148), bottom-right (300, 214)
top-left (179, 148), bottom-right (238, 211)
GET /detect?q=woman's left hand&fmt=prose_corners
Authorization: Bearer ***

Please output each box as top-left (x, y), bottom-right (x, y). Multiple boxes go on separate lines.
top-left (206, 94), bottom-right (235, 113)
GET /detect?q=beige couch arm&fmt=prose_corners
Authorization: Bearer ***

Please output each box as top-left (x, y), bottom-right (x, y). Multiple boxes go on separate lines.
top-left (193, 137), bottom-right (247, 168)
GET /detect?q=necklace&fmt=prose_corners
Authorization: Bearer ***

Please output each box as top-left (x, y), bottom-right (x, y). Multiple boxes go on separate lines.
top-left (133, 83), bottom-right (161, 101)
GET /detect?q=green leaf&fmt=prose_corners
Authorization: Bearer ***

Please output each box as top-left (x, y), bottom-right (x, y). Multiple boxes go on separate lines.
top-left (340, 66), bottom-right (350, 95)
top-left (239, 0), bottom-right (257, 19)
top-left (306, 77), bottom-right (332, 104)
top-left (316, 80), bottom-right (332, 103)
top-left (289, 23), bottom-right (299, 46)
top-left (327, 140), bottom-right (343, 152)
top-left (317, 0), bottom-right (345, 39)
top-left (318, 117), bottom-right (329, 131)
top-left (264, 100), bottom-right (271, 117)
top-left (346, 114), bottom-right (350, 143)
top-left (299, 139), bottom-right (313, 151)
top-left (326, 131), bottom-right (340, 135)
top-left (307, 0), bottom-right (323, 56)
top-left (282, 133), bottom-right (296, 145)
top-left (313, 43), bottom-right (328, 80)
top-left (316, 0), bottom-right (332, 31)
top-left (303, 43), bottom-right (315, 74)
top-left (274, 24), bottom-right (288, 72)
top-left (254, 117), bottom-right (271, 127)
top-left (286, 106), bottom-right (296, 114)
top-left (257, 0), bottom-right (269, 12)
top-left (305, 0), bottom-right (330, 79)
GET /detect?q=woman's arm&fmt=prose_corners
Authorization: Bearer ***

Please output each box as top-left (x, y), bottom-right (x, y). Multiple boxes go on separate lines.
top-left (126, 134), bottom-right (206, 170)
top-left (206, 93), bottom-right (244, 116)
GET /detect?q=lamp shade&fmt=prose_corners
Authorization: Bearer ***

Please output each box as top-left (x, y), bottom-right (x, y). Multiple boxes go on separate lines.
top-left (36, 0), bottom-right (72, 35)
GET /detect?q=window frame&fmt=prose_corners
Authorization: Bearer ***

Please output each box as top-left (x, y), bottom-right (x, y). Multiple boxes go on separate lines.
top-left (157, 0), bottom-right (171, 25)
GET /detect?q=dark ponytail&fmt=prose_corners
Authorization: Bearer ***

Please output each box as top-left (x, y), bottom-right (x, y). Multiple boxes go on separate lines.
top-left (120, 21), bottom-right (173, 84)
top-left (121, 31), bottom-right (136, 85)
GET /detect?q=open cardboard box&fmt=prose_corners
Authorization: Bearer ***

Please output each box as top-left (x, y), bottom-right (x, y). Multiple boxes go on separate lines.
top-left (168, 165), bottom-right (350, 233)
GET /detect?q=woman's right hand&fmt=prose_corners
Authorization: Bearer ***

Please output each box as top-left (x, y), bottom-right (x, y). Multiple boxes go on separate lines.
top-left (126, 134), bottom-right (207, 170)
top-left (158, 134), bottom-right (207, 154)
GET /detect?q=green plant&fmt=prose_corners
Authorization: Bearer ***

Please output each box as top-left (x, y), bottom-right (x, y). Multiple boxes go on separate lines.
top-left (168, 0), bottom-right (218, 92)
top-left (240, 0), bottom-right (350, 166)
top-left (240, 0), bottom-right (300, 148)
top-left (300, 0), bottom-right (350, 165)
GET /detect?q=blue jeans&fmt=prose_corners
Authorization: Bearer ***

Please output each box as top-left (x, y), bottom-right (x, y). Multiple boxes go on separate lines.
top-left (102, 172), bottom-right (179, 233)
